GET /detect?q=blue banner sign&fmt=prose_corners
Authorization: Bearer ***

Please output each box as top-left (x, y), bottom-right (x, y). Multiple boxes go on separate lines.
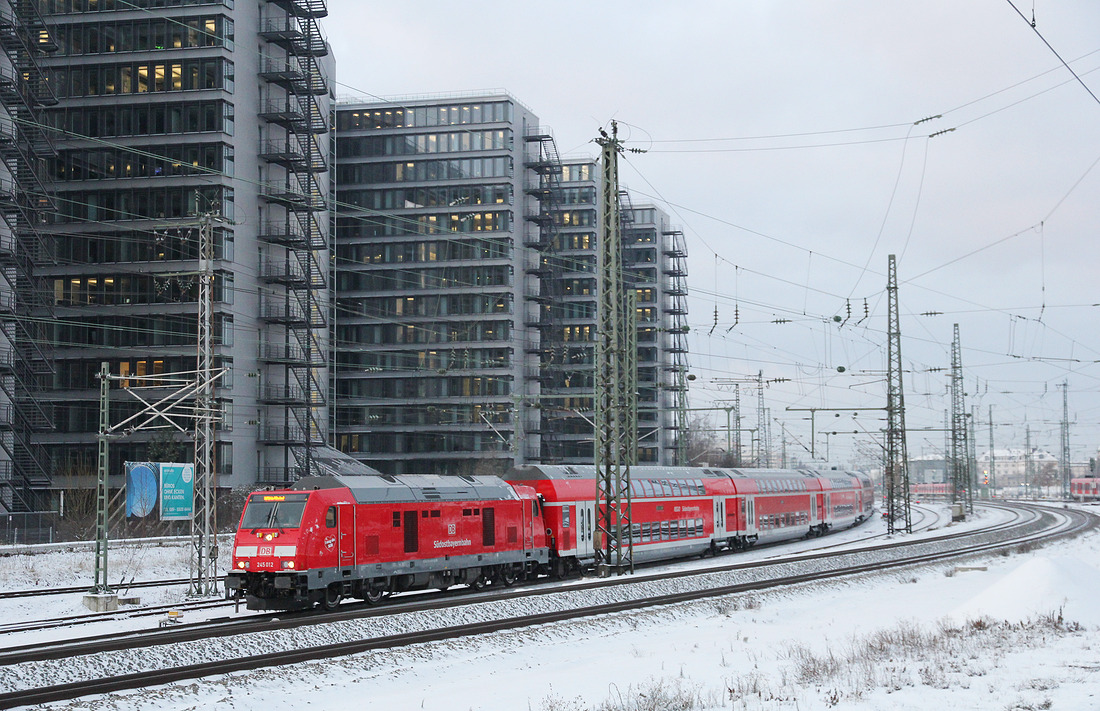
top-left (159, 463), bottom-right (194, 521)
top-left (125, 462), bottom-right (159, 518)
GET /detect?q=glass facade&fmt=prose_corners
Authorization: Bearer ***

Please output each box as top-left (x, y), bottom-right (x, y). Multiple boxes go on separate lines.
top-left (333, 95), bottom-right (539, 476)
top-left (532, 159), bottom-right (688, 465)
top-left (16, 0), bottom-right (334, 504)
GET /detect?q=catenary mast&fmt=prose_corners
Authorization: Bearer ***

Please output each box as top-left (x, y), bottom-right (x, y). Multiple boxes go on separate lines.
top-left (884, 255), bottom-right (911, 533)
top-left (593, 121), bottom-right (636, 575)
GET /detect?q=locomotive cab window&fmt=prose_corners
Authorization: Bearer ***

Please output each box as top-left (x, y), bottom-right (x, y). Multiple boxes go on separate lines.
top-left (325, 506), bottom-right (336, 528)
top-left (241, 494), bottom-right (308, 530)
top-left (392, 511), bottom-right (401, 527)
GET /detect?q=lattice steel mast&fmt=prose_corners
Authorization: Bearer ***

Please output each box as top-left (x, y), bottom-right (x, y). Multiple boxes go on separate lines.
top-left (189, 210), bottom-right (220, 596)
top-left (1025, 425), bottom-right (1033, 496)
top-left (1059, 380), bottom-right (1070, 499)
top-left (733, 385), bottom-right (742, 465)
top-left (988, 405), bottom-right (996, 494)
top-left (884, 254), bottom-right (911, 533)
top-left (92, 362), bottom-right (111, 593)
top-left (969, 405), bottom-right (979, 499)
top-left (593, 122), bottom-right (636, 575)
top-left (949, 323), bottom-right (973, 513)
top-left (756, 371), bottom-right (767, 467)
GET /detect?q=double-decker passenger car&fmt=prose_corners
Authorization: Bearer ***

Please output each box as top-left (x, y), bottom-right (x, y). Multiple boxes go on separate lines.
top-left (910, 482), bottom-right (954, 500)
top-left (1070, 477), bottom-right (1100, 501)
top-left (506, 465), bottom-right (873, 576)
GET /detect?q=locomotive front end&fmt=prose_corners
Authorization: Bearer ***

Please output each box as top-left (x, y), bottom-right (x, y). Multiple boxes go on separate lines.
top-left (225, 491), bottom-right (312, 609)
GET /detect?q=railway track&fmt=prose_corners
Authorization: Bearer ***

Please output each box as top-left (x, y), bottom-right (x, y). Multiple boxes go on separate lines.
top-left (0, 501), bottom-right (945, 638)
top-left (0, 504), bottom-right (1028, 656)
top-left (0, 501), bottom-right (1091, 708)
top-left (0, 504), bottom-right (893, 638)
top-left (0, 598), bottom-right (235, 637)
top-left (0, 575), bottom-right (223, 601)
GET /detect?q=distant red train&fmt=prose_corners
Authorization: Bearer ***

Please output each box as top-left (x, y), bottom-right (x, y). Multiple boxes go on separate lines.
top-left (226, 449), bottom-right (874, 610)
top-left (910, 482), bottom-right (954, 499)
top-left (1070, 477), bottom-right (1100, 501)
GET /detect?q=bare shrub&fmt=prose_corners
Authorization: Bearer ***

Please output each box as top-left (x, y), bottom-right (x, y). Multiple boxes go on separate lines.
top-left (595, 678), bottom-right (720, 711)
top-left (539, 690), bottom-right (590, 711)
top-left (740, 594), bottom-right (761, 610)
top-left (769, 613), bottom-right (1086, 707)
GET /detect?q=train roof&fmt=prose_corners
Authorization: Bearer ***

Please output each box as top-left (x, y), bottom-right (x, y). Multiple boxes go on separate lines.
top-left (304, 447), bottom-right (387, 478)
top-left (512, 464), bottom-right (836, 481)
top-left (289, 447), bottom-right (518, 503)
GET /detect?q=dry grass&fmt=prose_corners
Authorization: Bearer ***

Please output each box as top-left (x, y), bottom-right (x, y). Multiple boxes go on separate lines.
top-left (538, 678), bottom-right (723, 711)
top-left (727, 610), bottom-right (1084, 709)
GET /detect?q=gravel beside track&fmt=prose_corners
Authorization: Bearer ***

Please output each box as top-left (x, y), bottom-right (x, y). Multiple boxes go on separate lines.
top-left (0, 502), bottom-right (1091, 708)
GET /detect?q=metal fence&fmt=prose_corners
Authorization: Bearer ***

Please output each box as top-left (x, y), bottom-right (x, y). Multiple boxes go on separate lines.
top-left (1, 512), bottom-right (57, 545)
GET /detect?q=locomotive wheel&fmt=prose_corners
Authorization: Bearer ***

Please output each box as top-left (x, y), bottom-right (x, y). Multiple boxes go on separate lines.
top-left (320, 585), bottom-right (343, 611)
top-left (470, 574), bottom-right (489, 591)
top-left (363, 588), bottom-right (384, 605)
top-left (498, 568), bottom-right (517, 587)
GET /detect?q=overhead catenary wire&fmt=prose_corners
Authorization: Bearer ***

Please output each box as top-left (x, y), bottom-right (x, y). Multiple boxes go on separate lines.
top-left (1004, 0), bottom-right (1100, 110)
top-left (15, 13), bottom-right (1100, 462)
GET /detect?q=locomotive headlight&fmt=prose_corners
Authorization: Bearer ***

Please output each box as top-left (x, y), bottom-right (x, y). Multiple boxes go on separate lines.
top-left (281, 560), bottom-right (295, 569)
top-left (237, 561), bottom-right (246, 569)
top-left (264, 533), bottom-right (274, 541)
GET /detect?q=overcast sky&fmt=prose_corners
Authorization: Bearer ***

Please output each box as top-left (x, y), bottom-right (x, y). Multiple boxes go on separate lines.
top-left (325, 1), bottom-right (1100, 469)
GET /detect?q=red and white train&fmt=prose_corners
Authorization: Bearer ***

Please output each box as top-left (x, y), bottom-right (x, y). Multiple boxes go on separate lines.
top-left (1070, 477), bottom-right (1100, 501)
top-left (226, 449), bottom-right (874, 610)
top-left (510, 464), bottom-right (875, 577)
top-left (910, 482), bottom-right (954, 500)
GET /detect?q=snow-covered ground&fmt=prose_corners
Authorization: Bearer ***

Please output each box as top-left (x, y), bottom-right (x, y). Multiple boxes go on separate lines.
top-left (1, 503), bottom-right (1098, 710)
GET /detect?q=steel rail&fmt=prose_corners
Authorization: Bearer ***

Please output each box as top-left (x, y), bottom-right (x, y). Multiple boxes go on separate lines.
top-left (0, 504), bottom-right (1091, 708)
top-left (0, 503), bottom-right (1033, 665)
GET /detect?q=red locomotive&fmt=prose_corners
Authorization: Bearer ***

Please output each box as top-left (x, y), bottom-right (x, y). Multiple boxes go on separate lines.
top-left (226, 448), bottom-right (548, 610)
top-left (1070, 477), bottom-right (1100, 501)
top-left (226, 449), bottom-right (874, 610)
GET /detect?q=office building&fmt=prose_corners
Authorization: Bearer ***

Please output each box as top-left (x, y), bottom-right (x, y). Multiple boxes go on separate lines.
top-left (1, 0), bottom-right (334, 522)
top-left (333, 104), bottom-right (688, 473)
top-left (333, 93), bottom-right (543, 476)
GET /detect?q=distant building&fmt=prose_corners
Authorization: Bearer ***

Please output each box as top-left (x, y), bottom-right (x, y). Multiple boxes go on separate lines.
top-left (976, 448), bottom-right (1087, 489)
top-left (333, 93), bottom-right (543, 475)
top-left (907, 454), bottom-right (947, 485)
top-left (332, 96), bottom-right (689, 474)
top-left (532, 158), bottom-right (689, 465)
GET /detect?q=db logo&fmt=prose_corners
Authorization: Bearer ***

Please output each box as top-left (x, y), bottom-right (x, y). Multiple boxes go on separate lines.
top-left (324, 535), bottom-right (336, 550)
top-left (448, 523), bottom-right (456, 535)
top-left (259, 546), bottom-right (273, 556)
